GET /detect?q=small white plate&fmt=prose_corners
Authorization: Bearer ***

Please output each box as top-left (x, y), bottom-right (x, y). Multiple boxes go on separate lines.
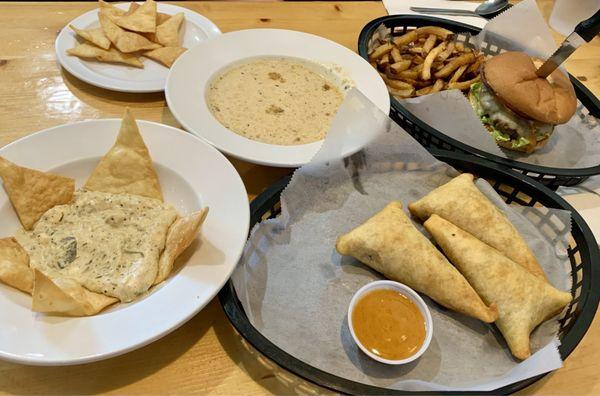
top-left (166, 29), bottom-right (390, 167)
top-left (0, 120), bottom-right (249, 365)
top-left (55, 3), bottom-right (221, 93)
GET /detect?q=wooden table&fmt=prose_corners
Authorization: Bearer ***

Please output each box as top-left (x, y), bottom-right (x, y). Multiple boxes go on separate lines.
top-left (0, 1), bottom-right (599, 394)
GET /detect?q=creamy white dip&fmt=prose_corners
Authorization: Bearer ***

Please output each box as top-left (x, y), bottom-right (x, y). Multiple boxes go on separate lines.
top-left (206, 57), bottom-right (345, 145)
top-left (16, 190), bottom-right (178, 302)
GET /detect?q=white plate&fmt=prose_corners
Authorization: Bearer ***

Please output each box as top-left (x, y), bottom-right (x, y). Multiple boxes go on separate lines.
top-left (166, 29), bottom-right (390, 167)
top-left (0, 120), bottom-right (249, 365)
top-left (55, 3), bottom-right (221, 93)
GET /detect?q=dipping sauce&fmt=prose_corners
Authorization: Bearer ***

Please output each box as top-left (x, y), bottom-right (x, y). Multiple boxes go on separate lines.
top-left (351, 288), bottom-right (426, 361)
top-left (206, 57), bottom-right (345, 146)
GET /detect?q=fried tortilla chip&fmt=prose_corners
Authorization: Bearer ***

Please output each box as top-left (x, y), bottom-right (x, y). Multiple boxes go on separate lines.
top-left (156, 11), bottom-right (171, 25)
top-left (0, 237), bottom-right (33, 294)
top-left (125, 2), bottom-right (170, 24)
top-left (408, 173), bottom-right (547, 280)
top-left (0, 157), bottom-right (74, 230)
top-left (32, 270), bottom-right (118, 316)
top-left (115, 0), bottom-right (157, 33)
top-left (125, 1), bottom-right (140, 15)
top-left (424, 215), bottom-right (572, 359)
top-left (144, 46), bottom-right (186, 68)
top-left (336, 201), bottom-right (498, 323)
top-left (69, 25), bottom-right (111, 50)
top-left (98, 0), bottom-right (126, 20)
top-left (84, 109), bottom-right (163, 201)
top-left (155, 12), bottom-right (184, 47)
top-left (99, 12), bottom-right (161, 53)
top-left (155, 208), bottom-right (209, 284)
top-left (67, 43), bottom-right (143, 68)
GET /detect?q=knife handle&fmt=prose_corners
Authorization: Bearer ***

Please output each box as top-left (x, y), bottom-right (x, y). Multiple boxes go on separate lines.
top-left (574, 8), bottom-right (600, 42)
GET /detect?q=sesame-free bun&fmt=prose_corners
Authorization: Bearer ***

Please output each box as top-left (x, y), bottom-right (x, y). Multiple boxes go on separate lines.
top-left (482, 51), bottom-right (577, 125)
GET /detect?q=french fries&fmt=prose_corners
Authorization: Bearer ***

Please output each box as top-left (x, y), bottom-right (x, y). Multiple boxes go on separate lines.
top-left (434, 53), bottom-right (476, 78)
top-left (369, 26), bottom-right (482, 99)
top-left (421, 42), bottom-right (446, 80)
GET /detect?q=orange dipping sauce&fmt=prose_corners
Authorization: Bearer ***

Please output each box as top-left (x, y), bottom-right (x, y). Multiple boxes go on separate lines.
top-left (351, 288), bottom-right (426, 361)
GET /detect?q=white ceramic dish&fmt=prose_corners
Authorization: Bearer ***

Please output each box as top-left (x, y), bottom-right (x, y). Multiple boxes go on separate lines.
top-left (55, 3), bottom-right (221, 93)
top-left (166, 29), bottom-right (390, 167)
top-left (347, 280), bottom-right (433, 365)
top-left (0, 119), bottom-right (249, 365)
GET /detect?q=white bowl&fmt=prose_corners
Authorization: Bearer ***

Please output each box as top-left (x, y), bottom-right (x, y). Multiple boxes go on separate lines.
top-left (347, 280), bottom-right (433, 365)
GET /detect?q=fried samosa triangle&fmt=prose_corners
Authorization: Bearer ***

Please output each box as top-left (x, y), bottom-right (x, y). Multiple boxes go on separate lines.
top-left (336, 201), bottom-right (498, 323)
top-left (0, 157), bottom-right (74, 230)
top-left (85, 108), bottom-right (163, 201)
top-left (409, 173), bottom-right (546, 280)
top-left (424, 215), bottom-right (572, 360)
top-left (32, 270), bottom-right (118, 316)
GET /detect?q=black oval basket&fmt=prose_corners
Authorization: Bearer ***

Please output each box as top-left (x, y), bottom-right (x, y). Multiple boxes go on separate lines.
top-left (219, 149), bottom-right (600, 395)
top-left (357, 15), bottom-right (600, 189)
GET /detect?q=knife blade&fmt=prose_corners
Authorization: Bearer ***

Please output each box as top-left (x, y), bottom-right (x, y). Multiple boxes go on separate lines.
top-left (536, 8), bottom-right (600, 78)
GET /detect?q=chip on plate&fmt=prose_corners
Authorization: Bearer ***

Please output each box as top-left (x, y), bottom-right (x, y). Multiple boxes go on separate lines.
top-left (0, 157), bottom-right (75, 230)
top-left (32, 270), bottom-right (118, 316)
top-left (155, 12), bottom-right (184, 47)
top-left (116, 0), bottom-right (157, 33)
top-left (143, 46), bottom-right (186, 68)
top-left (84, 108), bottom-right (163, 201)
top-left (155, 208), bottom-right (209, 284)
top-left (67, 43), bottom-right (143, 68)
top-left (98, 0), bottom-right (126, 20)
top-left (69, 25), bottom-right (111, 50)
top-left (99, 12), bottom-right (161, 53)
top-left (0, 237), bottom-right (33, 294)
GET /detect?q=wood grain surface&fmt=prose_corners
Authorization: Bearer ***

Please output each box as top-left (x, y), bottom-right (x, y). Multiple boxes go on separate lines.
top-left (0, 1), bottom-right (599, 394)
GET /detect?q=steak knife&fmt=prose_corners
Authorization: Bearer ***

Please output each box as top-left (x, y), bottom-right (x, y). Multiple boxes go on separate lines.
top-left (536, 8), bottom-right (600, 78)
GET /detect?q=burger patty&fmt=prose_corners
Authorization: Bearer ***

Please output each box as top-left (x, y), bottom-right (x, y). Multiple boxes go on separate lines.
top-left (469, 82), bottom-right (554, 150)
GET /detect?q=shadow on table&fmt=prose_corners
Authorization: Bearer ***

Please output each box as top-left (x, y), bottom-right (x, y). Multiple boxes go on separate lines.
top-left (213, 303), bottom-right (332, 395)
top-left (0, 303), bottom-right (210, 394)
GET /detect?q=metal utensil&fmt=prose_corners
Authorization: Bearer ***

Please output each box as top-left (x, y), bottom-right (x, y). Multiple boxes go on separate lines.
top-left (536, 8), bottom-right (600, 78)
top-left (410, 0), bottom-right (510, 19)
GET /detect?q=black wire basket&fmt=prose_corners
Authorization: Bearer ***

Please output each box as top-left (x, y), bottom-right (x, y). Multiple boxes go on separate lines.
top-left (357, 15), bottom-right (600, 189)
top-left (219, 149), bottom-right (600, 395)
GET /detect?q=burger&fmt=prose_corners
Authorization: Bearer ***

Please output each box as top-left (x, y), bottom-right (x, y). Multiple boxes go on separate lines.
top-left (468, 51), bottom-right (577, 153)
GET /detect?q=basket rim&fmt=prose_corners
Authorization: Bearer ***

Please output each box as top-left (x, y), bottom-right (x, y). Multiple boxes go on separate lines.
top-left (356, 14), bottom-right (600, 178)
top-left (218, 149), bottom-right (600, 395)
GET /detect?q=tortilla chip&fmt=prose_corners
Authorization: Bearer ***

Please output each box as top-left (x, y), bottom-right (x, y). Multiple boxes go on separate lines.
top-left (99, 12), bottom-right (161, 53)
top-left (155, 208), bottom-right (209, 284)
top-left (67, 43), bottom-right (143, 68)
top-left (125, 1), bottom-right (140, 15)
top-left (69, 25), bottom-right (111, 50)
top-left (143, 46), bottom-right (186, 68)
top-left (0, 237), bottom-right (33, 294)
top-left (156, 12), bottom-right (171, 25)
top-left (155, 12), bottom-right (184, 47)
top-left (115, 0), bottom-right (157, 33)
top-left (32, 270), bottom-right (118, 316)
top-left (84, 108), bottom-right (163, 201)
top-left (0, 157), bottom-right (75, 230)
top-left (98, 0), bottom-right (126, 20)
